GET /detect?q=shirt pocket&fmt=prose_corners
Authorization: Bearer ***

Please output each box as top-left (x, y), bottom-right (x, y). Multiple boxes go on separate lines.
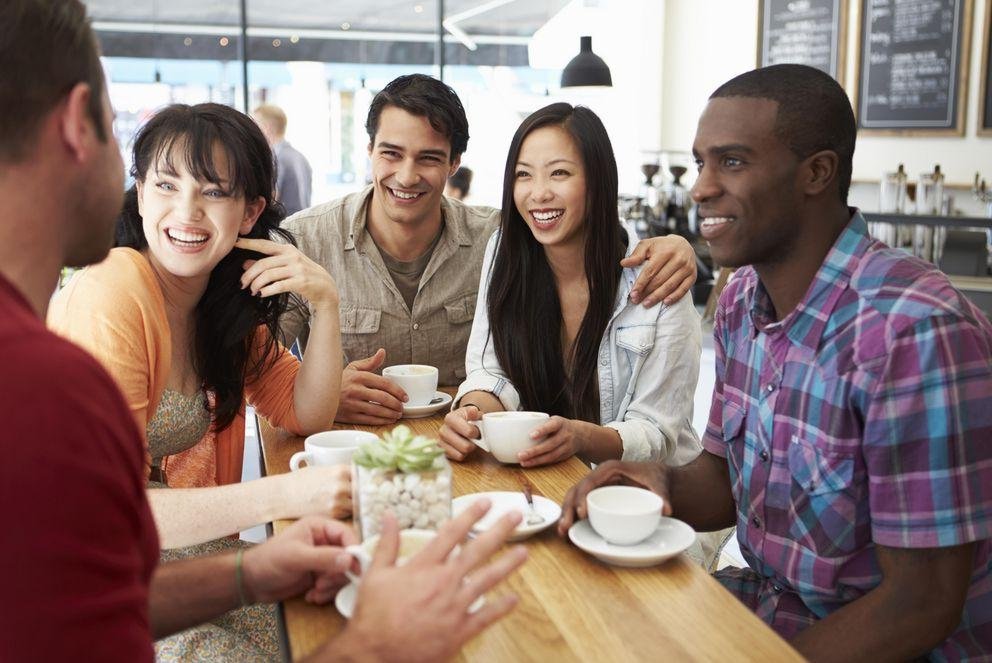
top-left (786, 435), bottom-right (863, 557)
top-left (441, 293), bottom-right (477, 379)
top-left (616, 324), bottom-right (656, 356)
top-left (339, 305), bottom-right (381, 363)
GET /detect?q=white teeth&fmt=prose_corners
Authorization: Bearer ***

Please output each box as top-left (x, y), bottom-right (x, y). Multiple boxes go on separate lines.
top-left (167, 229), bottom-right (209, 244)
top-left (390, 188), bottom-right (421, 200)
top-left (701, 217), bottom-right (733, 227)
top-left (532, 210), bottom-right (564, 222)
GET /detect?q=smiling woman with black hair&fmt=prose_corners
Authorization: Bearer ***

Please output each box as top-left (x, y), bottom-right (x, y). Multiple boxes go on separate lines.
top-left (49, 103), bottom-right (350, 546)
top-left (439, 103), bottom-right (702, 469)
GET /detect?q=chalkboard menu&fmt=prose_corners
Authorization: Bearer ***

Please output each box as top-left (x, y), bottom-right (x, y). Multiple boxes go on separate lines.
top-left (758, 0), bottom-right (845, 82)
top-left (980, 0), bottom-right (992, 134)
top-left (857, 0), bottom-right (973, 133)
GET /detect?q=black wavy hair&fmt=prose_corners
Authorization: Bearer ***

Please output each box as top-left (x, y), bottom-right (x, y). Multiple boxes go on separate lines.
top-left (365, 74), bottom-right (470, 161)
top-left (711, 63), bottom-right (856, 203)
top-left (487, 103), bottom-right (625, 423)
top-left (115, 102), bottom-right (298, 431)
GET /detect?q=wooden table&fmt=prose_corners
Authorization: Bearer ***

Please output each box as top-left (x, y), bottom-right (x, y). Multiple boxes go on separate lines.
top-left (259, 409), bottom-right (801, 662)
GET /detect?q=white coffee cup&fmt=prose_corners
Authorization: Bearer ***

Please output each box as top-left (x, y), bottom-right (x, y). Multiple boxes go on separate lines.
top-left (475, 411), bottom-right (549, 464)
top-left (289, 430), bottom-right (379, 470)
top-left (383, 364), bottom-right (439, 407)
top-left (344, 528), bottom-right (436, 584)
top-left (586, 485), bottom-right (663, 545)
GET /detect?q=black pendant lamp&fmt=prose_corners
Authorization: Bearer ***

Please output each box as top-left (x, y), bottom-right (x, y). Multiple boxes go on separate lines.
top-left (560, 36), bottom-right (612, 87)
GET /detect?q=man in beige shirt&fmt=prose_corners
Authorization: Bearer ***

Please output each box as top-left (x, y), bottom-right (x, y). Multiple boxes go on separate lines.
top-left (282, 74), bottom-right (697, 425)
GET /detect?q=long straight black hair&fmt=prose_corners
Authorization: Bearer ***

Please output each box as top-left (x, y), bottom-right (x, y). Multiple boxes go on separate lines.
top-left (115, 103), bottom-right (298, 431)
top-left (488, 103), bottom-right (626, 422)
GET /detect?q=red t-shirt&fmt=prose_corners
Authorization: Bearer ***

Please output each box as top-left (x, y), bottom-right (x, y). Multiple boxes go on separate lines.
top-left (0, 274), bottom-right (159, 661)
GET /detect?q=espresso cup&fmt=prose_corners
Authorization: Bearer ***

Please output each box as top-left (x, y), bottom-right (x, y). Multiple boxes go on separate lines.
top-left (289, 430), bottom-right (379, 471)
top-left (383, 364), bottom-right (439, 407)
top-left (586, 485), bottom-right (663, 545)
top-left (476, 411), bottom-right (549, 464)
top-left (344, 528), bottom-right (436, 584)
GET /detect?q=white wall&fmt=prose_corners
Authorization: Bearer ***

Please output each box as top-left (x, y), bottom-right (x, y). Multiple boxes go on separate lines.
top-left (656, 0), bottom-right (992, 207)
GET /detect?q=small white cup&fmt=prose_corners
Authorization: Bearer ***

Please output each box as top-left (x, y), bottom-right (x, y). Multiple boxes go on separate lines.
top-left (476, 411), bottom-right (549, 464)
top-left (344, 528), bottom-right (437, 584)
top-left (383, 364), bottom-right (439, 407)
top-left (289, 430), bottom-right (379, 471)
top-left (586, 486), bottom-right (663, 545)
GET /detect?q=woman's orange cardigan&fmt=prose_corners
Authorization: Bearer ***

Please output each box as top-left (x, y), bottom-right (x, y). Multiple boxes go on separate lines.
top-left (48, 247), bottom-right (302, 486)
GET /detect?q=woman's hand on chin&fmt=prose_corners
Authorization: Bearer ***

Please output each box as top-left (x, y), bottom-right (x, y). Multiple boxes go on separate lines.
top-left (235, 237), bottom-right (340, 309)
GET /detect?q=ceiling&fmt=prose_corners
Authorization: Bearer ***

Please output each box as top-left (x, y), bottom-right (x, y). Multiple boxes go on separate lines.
top-left (84, 0), bottom-right (570, 38)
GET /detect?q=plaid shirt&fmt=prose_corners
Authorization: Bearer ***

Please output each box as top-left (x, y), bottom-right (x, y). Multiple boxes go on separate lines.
top-left (703, 212), bottom-right (992, 659)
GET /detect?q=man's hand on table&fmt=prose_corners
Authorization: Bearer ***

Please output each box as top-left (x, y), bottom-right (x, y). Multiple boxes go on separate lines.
top-left (438, 405), bottom-right (483, 461)
top-left (242, 515), bottom-right (359, 605)
top-left (336, 348), bottom-right (407, 425)
top-left (623, 234), bottom-right (697, 306)
top-left (558, 460), bottom-right (672, 536)
top-left (326, 499), bottom-right (528, 663)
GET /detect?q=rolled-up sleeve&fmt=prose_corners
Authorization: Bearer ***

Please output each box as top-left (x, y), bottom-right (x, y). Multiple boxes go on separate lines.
top-left (453, 232), bottom-right (522, 412)
top-left (604, 295), bottom-right (702, 463)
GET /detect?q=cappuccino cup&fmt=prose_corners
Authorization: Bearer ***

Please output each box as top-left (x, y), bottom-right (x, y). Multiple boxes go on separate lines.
top-left (289, 430), bottom-right (379, 470)
top-left (586, 485), bottom-right (663, 545)
top-left (383, 364), bottom-right (439, 406)
top-left (476, 411), bottom-right (549, 464)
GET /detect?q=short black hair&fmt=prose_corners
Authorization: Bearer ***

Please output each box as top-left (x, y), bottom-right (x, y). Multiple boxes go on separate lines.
top-left (710, 64), bottom-right (856, 203)
top-left (0, 0), bottom-right (106, 162)
top-left (365, 74), bottom-right (469, 161)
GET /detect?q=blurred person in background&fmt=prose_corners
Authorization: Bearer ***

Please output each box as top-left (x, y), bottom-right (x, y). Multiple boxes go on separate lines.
top-left (445, 165), bottom-right (473, 201)
top-left (253, 104), bottom-right (312, 215)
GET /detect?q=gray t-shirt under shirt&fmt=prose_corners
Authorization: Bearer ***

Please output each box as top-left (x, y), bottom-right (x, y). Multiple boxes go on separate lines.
top-left (374, 229), bottom-right (444, 311)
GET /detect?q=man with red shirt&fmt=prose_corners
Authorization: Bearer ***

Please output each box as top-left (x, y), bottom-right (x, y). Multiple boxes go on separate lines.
top-left (0, 2), bottom-right (525, 661)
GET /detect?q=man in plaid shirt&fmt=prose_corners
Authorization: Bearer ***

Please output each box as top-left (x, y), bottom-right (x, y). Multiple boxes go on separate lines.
top-left (560, 64), bottom-right (992, 660)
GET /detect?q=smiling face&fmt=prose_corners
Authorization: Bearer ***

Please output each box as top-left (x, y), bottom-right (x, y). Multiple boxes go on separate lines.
top-left (367, 105), bottom-right (459, 232)
top-left (512, 125), bottom-right (587, 252)
top-left (691, 96), bottom-right (804, 269)
top-left (136, 139), bottom-right (264, 280)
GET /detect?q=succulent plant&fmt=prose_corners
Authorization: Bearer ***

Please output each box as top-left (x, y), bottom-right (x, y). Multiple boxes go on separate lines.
top-left (353, 425), bottom-right (445, 473)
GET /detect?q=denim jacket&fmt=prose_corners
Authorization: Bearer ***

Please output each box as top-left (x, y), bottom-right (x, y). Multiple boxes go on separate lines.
top-left (454, 225), bottom-right (703, 464)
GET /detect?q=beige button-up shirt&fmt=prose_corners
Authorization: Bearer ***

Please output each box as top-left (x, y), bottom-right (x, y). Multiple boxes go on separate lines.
top-left (281, 186), bottom-right (499, 386)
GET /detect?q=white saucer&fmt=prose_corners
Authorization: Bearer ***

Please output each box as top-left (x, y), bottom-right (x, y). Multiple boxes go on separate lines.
top-left (401, 391), bottom-right (452, 419)
top-left (335, 580), bottom-right (485, 619)
top-left (452, 491), bottom-right (561, 542)
top-left (567, 517), bottom-right (695, 567)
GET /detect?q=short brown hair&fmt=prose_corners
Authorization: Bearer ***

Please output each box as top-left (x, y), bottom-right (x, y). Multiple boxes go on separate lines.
top-left (0, 0), bottom-right (107, 163)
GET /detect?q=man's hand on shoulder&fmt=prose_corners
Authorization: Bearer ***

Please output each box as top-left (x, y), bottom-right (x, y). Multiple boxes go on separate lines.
top-left (622, 234), bottom-right (697, 307)
top-left (336, 348), bottom-right (407, 425)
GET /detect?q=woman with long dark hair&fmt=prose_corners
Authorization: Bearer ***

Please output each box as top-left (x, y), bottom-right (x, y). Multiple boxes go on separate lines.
top-left (439, 103), bottom-right (702, 467)
top-left (49, 103), bottom-right (348, 547)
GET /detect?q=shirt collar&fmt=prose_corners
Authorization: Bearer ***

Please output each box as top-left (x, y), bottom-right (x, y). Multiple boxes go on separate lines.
top-left (344, 186), bottom-right (472, 251)
top-left (749, 209), bottom-right (871, 350)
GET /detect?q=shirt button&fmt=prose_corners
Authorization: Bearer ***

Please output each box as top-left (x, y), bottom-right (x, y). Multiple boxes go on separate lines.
top-left (412, 323), bottom-right (420, 330)
top-left (759, 449), bottom-right (769, 462)
top-left (765, 384), bottom-right (774, 393)
top-left (772, 584), bottom-right (783, 593)
top-left (600, 358), bottom-right (608, 366)
top-left (751, 516), bottom-right (762, 529)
